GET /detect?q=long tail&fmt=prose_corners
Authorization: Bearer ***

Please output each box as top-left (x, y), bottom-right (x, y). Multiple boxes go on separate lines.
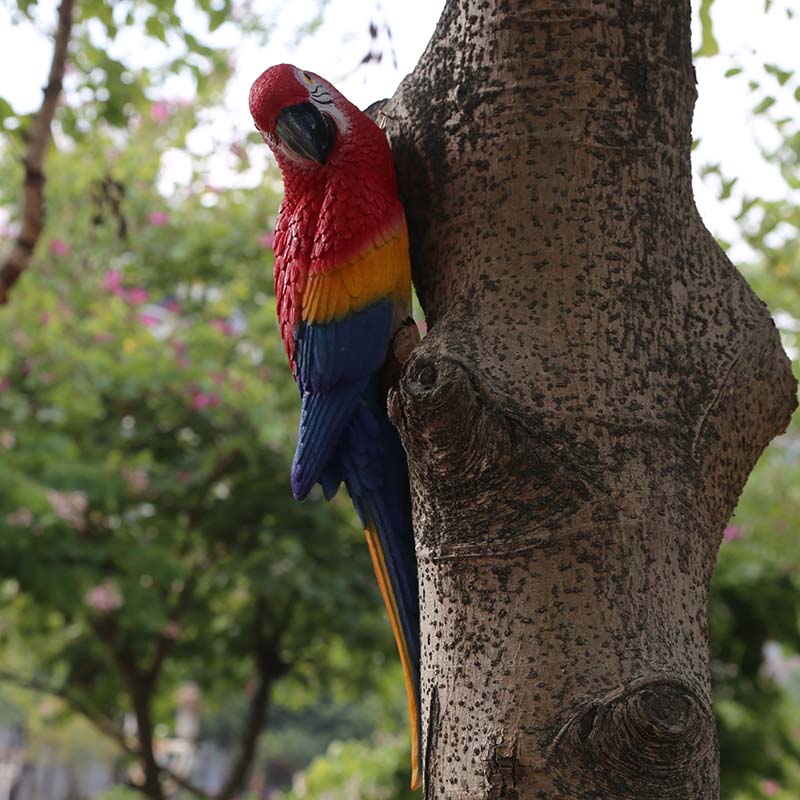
top-left (365, 522), bottom-right (420, 789)
top-left (337, 403), bottom-right (421, 788)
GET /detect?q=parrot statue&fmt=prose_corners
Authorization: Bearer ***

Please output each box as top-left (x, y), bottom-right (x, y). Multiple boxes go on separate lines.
top-left (249, 64), bottom-right (421, 788)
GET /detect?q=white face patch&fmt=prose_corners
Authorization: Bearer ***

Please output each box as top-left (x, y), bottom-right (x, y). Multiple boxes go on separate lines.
top-left (293, 67), bottom-right (350, 136)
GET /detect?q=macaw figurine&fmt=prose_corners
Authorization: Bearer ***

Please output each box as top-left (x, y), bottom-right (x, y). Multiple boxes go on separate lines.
top-left (249, 64), bottom-right (421, 788)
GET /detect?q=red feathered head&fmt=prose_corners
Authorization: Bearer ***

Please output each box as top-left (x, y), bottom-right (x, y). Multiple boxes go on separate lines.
top-left (249, 63), bottom-right (355, 167)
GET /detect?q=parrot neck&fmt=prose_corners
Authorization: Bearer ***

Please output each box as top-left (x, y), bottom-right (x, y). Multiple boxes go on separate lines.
top-left (278, 118), bottom-right (405, 274)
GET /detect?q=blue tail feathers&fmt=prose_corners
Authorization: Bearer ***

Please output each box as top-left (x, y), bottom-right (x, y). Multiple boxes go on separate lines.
top-left (316, 395), bottom-right (421, 787)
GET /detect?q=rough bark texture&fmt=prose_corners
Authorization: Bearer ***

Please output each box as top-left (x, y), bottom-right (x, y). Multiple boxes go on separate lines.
top-left (379, 1), bottom-right (798, 797)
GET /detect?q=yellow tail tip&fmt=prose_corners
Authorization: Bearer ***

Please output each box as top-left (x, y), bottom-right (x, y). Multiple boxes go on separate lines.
top-left (364, 527), bottom-right (421, 792)
top-left (410, 764), bottom-right (421, 790)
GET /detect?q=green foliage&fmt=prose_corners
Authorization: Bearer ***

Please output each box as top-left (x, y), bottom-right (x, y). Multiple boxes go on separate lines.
top-left (0, 120), bottom-right (386, 714)
top-left (96, 788), bottom-right (143, 800)
top-left (279, 735), bottom-right (416, 800)
top-left (0, 7), bottom-right (397, 792)
top-left (696, 0), bottom-right (719, 57)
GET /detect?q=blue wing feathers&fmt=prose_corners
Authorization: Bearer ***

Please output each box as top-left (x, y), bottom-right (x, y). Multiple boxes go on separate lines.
top-left (291, 378), bottom-right (368, 500)
top-left (291, 299), bottom-right (394, 499)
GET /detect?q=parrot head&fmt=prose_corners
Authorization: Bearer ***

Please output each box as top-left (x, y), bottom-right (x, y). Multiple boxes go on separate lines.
top-left (249, 64), bottom-right (353, 169)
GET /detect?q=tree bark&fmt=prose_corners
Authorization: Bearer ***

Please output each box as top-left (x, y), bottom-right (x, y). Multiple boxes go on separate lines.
top-left (380, 1), bottom-right (797, 797)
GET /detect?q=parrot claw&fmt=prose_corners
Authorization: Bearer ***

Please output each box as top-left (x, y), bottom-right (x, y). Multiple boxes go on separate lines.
top-left (380, 318), bottom-right (422, 398)
top-left (393, 317), bottom-right (422, 365)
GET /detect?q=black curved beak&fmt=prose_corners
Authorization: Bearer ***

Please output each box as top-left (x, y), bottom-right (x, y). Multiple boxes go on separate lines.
top-left (275, 102), bottom-right (336, 165)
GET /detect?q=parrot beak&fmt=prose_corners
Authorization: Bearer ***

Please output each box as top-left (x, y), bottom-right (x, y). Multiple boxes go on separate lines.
top-left (275, 102), bottom-right (336, 165)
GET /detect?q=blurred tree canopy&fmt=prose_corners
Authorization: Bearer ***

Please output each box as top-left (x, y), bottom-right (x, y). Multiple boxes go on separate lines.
top-left (0, 0), bottom-right (798, 798)
top-left (0, 1), bottom-right (406, 797)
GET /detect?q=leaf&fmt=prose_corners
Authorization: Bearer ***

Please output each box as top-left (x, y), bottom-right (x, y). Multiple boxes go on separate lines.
top-left (753, 96), bottom-right (776, 115)
top-left (696, 0), bottom-right (719, 58)
top-left (765, 64), bottom-right (793, 86)
top-left (145, 15), bottom-right (167, 44)
top-left (724, 67), bottom-right (743, 78)
top-left (0, 97), bottom-right (15, 125)
top-left (720, 177), bottom-right (738, 201)
top-left (16, 0), bottom-right (37, 18)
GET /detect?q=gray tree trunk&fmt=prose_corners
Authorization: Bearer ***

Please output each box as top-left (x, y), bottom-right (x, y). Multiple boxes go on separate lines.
top-left (380, 1), bottom-right (797, 797)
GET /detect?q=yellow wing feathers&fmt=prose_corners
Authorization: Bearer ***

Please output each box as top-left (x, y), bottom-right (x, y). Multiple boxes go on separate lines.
top-left (302, 223), bottom-right (411, 325)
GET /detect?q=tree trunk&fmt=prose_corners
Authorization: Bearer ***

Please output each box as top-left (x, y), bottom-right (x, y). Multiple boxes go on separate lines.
top-left (380, 1), bottom-right (797, 797)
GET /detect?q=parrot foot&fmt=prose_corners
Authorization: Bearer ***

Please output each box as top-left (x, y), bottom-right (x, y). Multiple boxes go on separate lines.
top-left (393, 317), bottom-right (422, 364)
top-left (381, 318), bottom-right (422, 399)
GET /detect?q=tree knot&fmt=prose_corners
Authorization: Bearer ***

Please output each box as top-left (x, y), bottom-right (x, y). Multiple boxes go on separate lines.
top-left (549, 678), bottom-right (716, 799)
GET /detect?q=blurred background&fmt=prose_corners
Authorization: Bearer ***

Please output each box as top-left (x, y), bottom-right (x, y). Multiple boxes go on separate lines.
top-left (0, 0), bottom-right (798, 798)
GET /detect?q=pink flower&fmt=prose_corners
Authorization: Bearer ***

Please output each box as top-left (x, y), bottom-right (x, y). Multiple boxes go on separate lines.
top-left (163, 299), bottom-right (182, 314)
top-left (163, 621), bottom-right (180, 640)
top-left (40, 311), bottom-right (51, 325)
top-left (47, 490), bottom-right (88, 531)
top-left (150, 101), bottom-right (171, 123)
top-left (189, 392), bottom-right (210, 410)
top-left (103, 269), bottom-right (125, 296)
top-left (125, 288), bottom-right (149, 305)
top-left (93, 333), bottom-right (113, 344)
top-left (122, 467), bottom-right (149, 494)
top-left (6, 508), bottom-right (33, 527)
top-left (723, 525), bottom-right (742, 542)
top-left (0, 429), bottom-right (15, 449)
top-left (85, 579), bottom-right (123, 613)
top-left (139, 313), bottom-right (160, 328)
top-left (211, 318), bottom-right (234, 337)
top-left (211, 371), bottom-right (226, 384)
top-left (148, 211), bottom-right (169, 226)
top-left (0, 377), bottom-right (10, 392)
top-left (761, 780), bottom-right (780, 797)
top-left (258, 231), bottom-right (275, 249)
top-left (50, 239), bottom-right (70, 256)
top-left (189, 391), bottom-right (221, 410)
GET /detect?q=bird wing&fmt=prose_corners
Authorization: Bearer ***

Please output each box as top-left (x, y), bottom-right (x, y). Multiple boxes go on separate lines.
top-left (289, 220), bottom-right (411, 500)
